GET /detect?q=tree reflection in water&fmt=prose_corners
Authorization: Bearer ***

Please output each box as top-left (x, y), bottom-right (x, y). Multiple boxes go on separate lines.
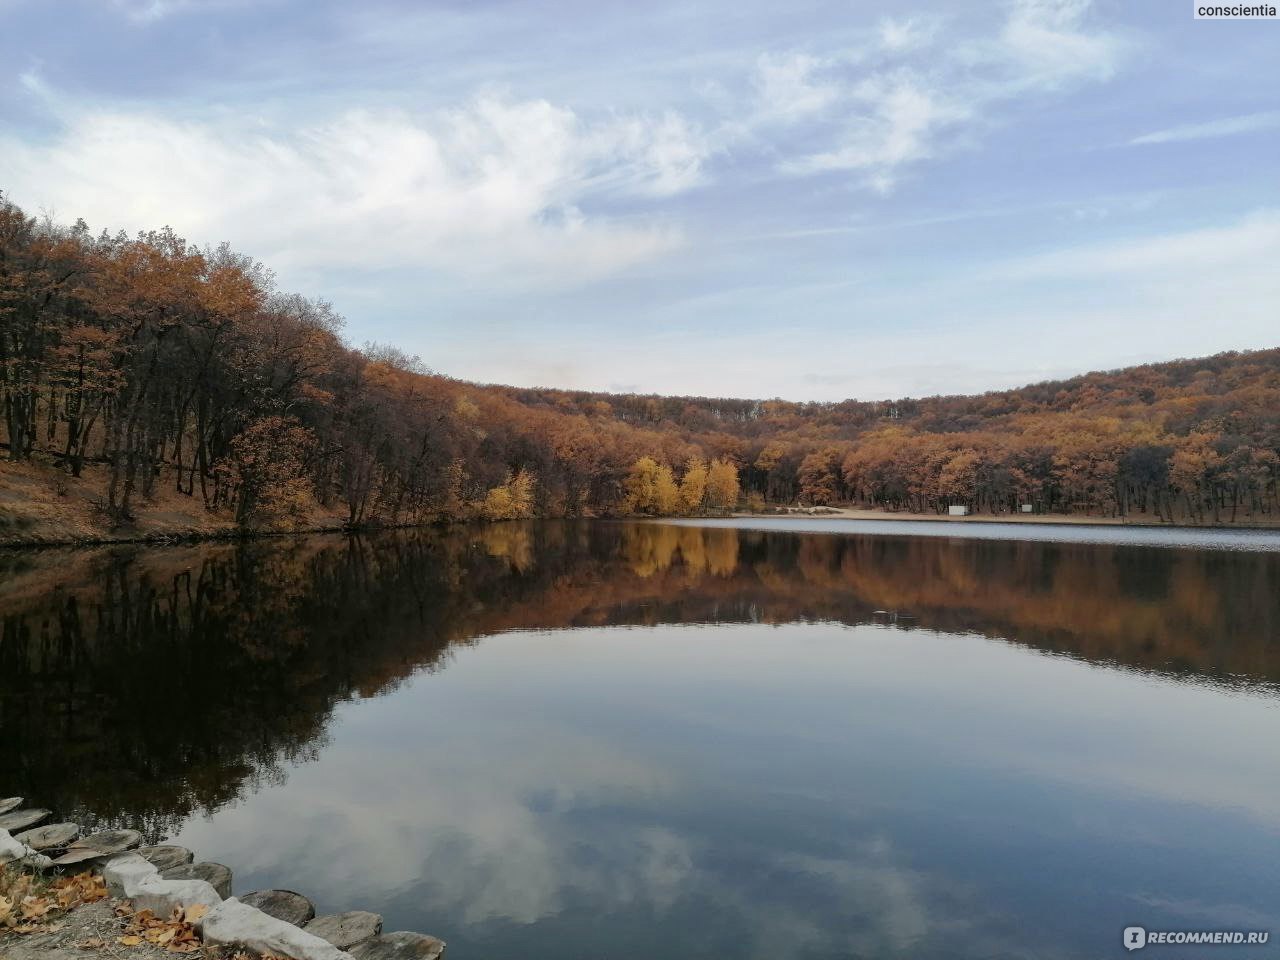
top-left (2, 520), bottom-right (1277, 838)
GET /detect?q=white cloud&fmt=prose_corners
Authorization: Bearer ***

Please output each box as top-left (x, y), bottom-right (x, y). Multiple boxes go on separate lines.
top-left (783, 74), bottom-right (970, 185)
top-left (1, 93), bottom-right (704, 286)
top-left (753, 52), bottom-right (840, 120)
top-left (3, 0), bottom-right (1128, 291)
top-left (1129, 111), bottom-right (1280, 146)
top-left (594, 111), bottom-right (709, 196)
top-left (763, 0), bottom-right (1122, 190)
top-left (877, 16), bottom-right (937, 53)
top-left (109, 0), bottom-right (204, 22)
top-left (107, 0), bottom-right (266, 23)
top-left (995, 0), bottom-right (1122, 88)
top-left (109, 0), bottom-right (182, 21)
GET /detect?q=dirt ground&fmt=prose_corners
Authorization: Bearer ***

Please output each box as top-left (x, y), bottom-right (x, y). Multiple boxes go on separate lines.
top-left (0, 459), bottom-right (347, 547)
top-left (1, 898), bottom-right (196, 960)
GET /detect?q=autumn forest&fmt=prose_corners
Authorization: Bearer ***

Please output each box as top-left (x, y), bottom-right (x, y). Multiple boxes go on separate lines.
top-left (2, 193), bottom-right (1279, 539)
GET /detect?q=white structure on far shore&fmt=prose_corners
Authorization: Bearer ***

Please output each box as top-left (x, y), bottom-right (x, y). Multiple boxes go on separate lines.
top-left (948, 505), bottom-right (969, 516)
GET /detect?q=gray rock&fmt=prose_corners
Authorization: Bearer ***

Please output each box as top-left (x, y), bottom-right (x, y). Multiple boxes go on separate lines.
top-left (239, 889), bottom-right (316, 927)
top-left (306, 911), bottom-right (383, 950)
top-left (52, 828), bottom-right (143, 865)
top-left (137, 844), bottom-right (195, 872)
top-left (0, 827), bottom-right (54, 870)
top-left (0, 808), bottom-right (50, 832)
top-left (133, 876), bottom-right (224, 916)
top-left (350, 931), bottom-right (446, 960)
top-left (102, 853), bottom-right (161, 898)
top-left (162, 861), bottom-right (233, 899)
top-left (198, 898), bottom-right (351, 960)
top-left (0, 828), bottom-right (29, 866)
top-left (0, 797), bottom-right (22, 815)
top-left (14, 822), bottom-right (79, 851)
top-left (101, 853), bottom-right (222, 915)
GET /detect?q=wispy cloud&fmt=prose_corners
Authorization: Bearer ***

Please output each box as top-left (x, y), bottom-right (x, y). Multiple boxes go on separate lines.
top-left (756, 0), bottom-right (1123, 191)
top-left (999, 209), bottom-right (1280, 279)
top-left (1129, 111), bottom-right (1280, 146)
top-left (108, 0), bottom-right (255, 23)
top-left (877, 16), bottom-right (938, 53)
top-left (994, 0), bottom-right (1123, 89)
top-left (781, 75), bottom-right (971, 192)
top-left (2, 92), bottom-right (702, 286)
top-left (752, 52), bottom-right (840, 121)
top-left (4, 0), bottom-right (1128, 283)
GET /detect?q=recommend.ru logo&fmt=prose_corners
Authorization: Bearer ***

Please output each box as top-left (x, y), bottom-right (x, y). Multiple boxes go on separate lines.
top-left (1124, 925), bottom-right (1271, 950)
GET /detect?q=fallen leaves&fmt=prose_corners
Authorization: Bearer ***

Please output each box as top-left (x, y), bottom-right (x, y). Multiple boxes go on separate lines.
top-left (0, 893), bottom-right (14, 928)
top-left (20, 896), bottom-right (55, 920)
top-left (0, 870), bottom-right (108, 935)
top-left (114, 902), bottom-right (207, 953)
top-left (54, 872), bottom-right (108, 910)
top-left (1, 868), bottom-right (218, 957)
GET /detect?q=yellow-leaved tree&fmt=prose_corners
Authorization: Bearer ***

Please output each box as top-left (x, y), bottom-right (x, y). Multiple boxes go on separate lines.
top-left (705, 458), bottom-right (740, 512)
top-left (624, 456), bottom-right (680, 515)
top-left (482, 468), bottom-right (537, 520)
top-left (679, 457), bottom-right (708, 513)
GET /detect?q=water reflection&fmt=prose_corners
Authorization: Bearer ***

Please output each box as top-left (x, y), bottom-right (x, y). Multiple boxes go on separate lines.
top-left (3, 522), bottom-right (1279, 958)
top-left (3, 521), bottom-right (1278, 833)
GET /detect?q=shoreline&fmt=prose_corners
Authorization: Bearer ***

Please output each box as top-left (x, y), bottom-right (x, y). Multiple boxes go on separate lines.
top-left (0, 523), bottom-right (354, 552)
top-left (5, 507), bottom-right (1280, 552)
top-left (723, 506), bottom-right (1280, 531)
top-left (1, 797), bottom-right (440, 960)
top-left (5, 451), bottom-right (1278, 552)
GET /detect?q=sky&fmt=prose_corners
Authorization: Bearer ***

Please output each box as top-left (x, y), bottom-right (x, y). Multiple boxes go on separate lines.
top-left (1, 0), bottom-right (1277, 401)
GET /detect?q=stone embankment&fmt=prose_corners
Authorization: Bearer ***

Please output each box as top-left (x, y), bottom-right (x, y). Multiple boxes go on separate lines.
top-left (1, 797), bottom-right (443, 960)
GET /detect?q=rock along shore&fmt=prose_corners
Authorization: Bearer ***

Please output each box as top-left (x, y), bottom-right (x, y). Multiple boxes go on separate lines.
top-left (1, 796), bottom-right (444, 960)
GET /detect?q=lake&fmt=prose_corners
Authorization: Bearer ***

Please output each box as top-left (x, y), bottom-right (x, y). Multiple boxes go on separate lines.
top-left (3, 519), bottom-right (1279, 959)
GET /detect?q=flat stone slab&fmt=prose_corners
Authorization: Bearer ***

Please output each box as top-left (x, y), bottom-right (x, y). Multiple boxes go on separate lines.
top-left (137, 843), bottom-right (195, 872)
top-left (162, 861), bottom-right (232, 899)
top-left (14, 822), bottom-right (79, 851)
top-left (306, 910), bottom-right (383, 949)
top-left (52, 828), bottom-right (143, 865)
top-left (350, 931), bottom-right (446, 960)
top-left (0, 797), bottom-right (23, 815)
top-left (239, 889), bottom-right (316, 927)
top-left (0, 808), bottom-right (50, 832)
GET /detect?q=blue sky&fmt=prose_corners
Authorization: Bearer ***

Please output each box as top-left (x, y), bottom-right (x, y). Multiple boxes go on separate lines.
top-left (1, 0), bottom-right (1277, 400)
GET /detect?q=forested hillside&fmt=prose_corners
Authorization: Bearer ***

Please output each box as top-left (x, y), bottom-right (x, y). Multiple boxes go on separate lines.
top-left (503, 347), bottom-right (1280, 522)
top-left (2, 194), bottom-right (1278, 538)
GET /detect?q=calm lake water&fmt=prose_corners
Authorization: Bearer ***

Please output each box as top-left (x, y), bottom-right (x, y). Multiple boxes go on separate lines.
top-left (3, 519), bottom-right (1280, 959)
